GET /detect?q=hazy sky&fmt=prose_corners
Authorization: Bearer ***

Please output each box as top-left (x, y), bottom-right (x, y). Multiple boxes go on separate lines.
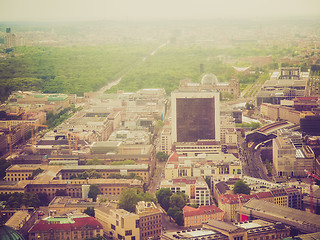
top-left (1, 0), bottom-right (320, 22)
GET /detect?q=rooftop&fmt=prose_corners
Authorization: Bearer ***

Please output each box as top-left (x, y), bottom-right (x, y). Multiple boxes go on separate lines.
top-left (29, 215), bottom-right (102, 232)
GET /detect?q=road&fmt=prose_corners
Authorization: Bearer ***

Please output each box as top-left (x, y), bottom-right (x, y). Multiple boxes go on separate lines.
top-left (149, 161), bottom-right (166, 194)
top-left (95, 40), bottom-right (169, 97)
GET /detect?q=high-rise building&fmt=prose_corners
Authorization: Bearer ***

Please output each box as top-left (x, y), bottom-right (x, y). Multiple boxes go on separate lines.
top-left (4, 27), bottom-right (16, 48)
top-left (171, 90), bottom-right (220, 143)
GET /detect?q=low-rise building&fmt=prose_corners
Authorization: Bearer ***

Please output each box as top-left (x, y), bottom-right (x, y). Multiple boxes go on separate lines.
top-left (59, 164), bottom-right (150, 183)
top-left (28, 213), bottom-right (103, 240)
top-left (183, 205), bottom-right (224, 227)
top-left (273, 129), bottom-right (314, 177)
top-left (218, 187), bottom-right (302, 222)
top-left (95, 208), bottom-right (140, 240)
top-left (161, 177), bottom-right (210, 206)
top-left (136, 201), bottom-right (162, 240)
top-left (165, 152), bottom-right (242, 180)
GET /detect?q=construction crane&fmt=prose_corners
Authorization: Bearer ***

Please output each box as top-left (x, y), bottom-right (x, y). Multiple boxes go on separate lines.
top-left (64, 132), bottom-right (79, 155)
top-left (8, 126), bottom-right (12, 155)
top-left (27, 123), bottom-right (48, 146)
top-left (305, 168), bottom-right (320, 213)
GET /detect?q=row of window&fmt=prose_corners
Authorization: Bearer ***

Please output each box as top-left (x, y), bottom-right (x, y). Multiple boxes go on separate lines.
top-left (7, 173), bottom-right (32, 177)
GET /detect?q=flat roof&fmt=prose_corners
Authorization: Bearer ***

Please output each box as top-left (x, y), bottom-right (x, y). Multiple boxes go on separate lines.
top-left (242, 199), bottom-right (320, 232)
top-left (62, 164), bottom-right (148, 171)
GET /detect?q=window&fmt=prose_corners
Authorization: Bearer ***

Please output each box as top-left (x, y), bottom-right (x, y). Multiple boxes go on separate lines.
top-left (125, 230), bottom-right (132, 236)
top-left (111, 224), bottom-right (116, 230)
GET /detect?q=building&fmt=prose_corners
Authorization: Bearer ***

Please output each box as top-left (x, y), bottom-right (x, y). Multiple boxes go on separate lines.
top-left (217, 187), bottom-right (302, 222)
top-left (7, 91), bottom-right (70, 114)
top-left (59, 164), bottom-right (150, 183)
top-left (174, 140), bottom-right (221, 156)
top-left (165, 152), bottom-right (242, 180)
top-left (28, 213), bottom-right (103, 240)
top-left (242, 198), bottom-right (320, 233)
top-left (183, 205), bottom-right (224, 227)
top-left (136, 201), bottom-right (163, 240)
top-left (95, 208), bottom-right (140, 240)
top-left (273, 129), bottom-right (314, 177)
top-left (220, 115), bottom-right (238, 146)
top-left (256, 67), bottom-right (310, 106)
top-left (203, 219), bottom-right (290, 240)
top-left (303, 188), bottom-right (320, 214)
top-left (159, 126), bottom-right (172, 155)
top-left (171, 89), bottom-right (220, 143)
top-left (161, 219), bottom-right (290, 240)
top-left (48, 197), bottom-right (101, 216)
top-left (300, 112), bottom-right (320, 136)
top-left (161, 177), bottom-right (211, 206)
top-left (161, 228), bottom-right (228, 240)
top-left (25, 178), bottom-right (144, 200)
top-left (260, 103), bottom-right (301, 124)
top-left (179, 75), bottom-right (240, 98)
top-left (4, 27), bottom-right (17, 48)
top-left (90, 142), bottom-right (156, 178)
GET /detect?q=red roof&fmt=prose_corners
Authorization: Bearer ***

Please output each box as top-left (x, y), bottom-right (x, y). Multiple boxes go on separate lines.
top-left (167, 152), bottom-right (180, 163)
top-left (183, 205), bottom-right (222, 217)
top-left (29, 216), bottom-right (102, 232)
top-left (219, 194), bottom-right (256, 204)
top-left (254, 191), bottom-right (273, 199)
top-left (173, 178), bottom-right (196, 184)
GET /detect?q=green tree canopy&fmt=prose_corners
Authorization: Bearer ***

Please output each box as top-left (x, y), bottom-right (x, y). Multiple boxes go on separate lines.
top-left (169, 192), bottom-right (188, 209)
top-left (84, 207), bottom-right (95, 217)
top-left (88, 184), bottom-right (101, 202)
top-left (6, 192), bottom-right (40, 209)
top-left (86, 158), bottom-right (105, 165)
top-left (233, 180), bottom-right (251, 195)
top-left (156, 152), bottom-right (169, 162)
top-left (118, 188), bottom-right (141, 213)
top-left (118, 188), bottom-right (156, 213)
top-left (111, 160), bottom-right (136, 165)
top-left (156, 188), bottom-right (172, 212)
top-left (0, 159), bottom-right (10, 180)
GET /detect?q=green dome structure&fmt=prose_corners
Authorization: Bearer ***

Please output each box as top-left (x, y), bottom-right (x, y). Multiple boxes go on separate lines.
top-left (0, 225), bottom-right (24, 240)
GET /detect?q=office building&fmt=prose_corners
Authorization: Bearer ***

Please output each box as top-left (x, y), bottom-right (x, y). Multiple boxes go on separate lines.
top-left (171, 90), bottom-right (220, 143)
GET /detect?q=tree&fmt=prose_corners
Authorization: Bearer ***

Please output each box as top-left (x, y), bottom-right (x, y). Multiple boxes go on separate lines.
top-left (84, 207), bottom-right (95, 217)
top-left (169, 192), bottom-right (187, 209)
top-left (6, 192), bottom-right (40, 209)
top-left (88, 185), bottom-right (101, 202)
top-left (86, 158), bottom-right (105, 165)
top-left (37, 192), bottom-right (50, 206)
top-left (118, 188), bottom-right (140, 213)
top-left (204, 176), bottom-right (211, 190)
top-left (156, 188), bottom-right (172, 212)
top-left (0, 159), bottom-right (10, 180)
top-left (233, 180), bottom-right (251, 195)
top-left (245, 102), bottom-right (255, 110)
top-left (173, 210), bottom-right (184, 226)
top-left (32, 168), bottom-right (44, 179)
top-left (156, 152), bottom-right (169, 162)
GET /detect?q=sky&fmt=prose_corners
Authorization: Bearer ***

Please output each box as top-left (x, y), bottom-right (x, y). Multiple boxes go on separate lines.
top-left (1, 0), bottom-right (320, 22)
